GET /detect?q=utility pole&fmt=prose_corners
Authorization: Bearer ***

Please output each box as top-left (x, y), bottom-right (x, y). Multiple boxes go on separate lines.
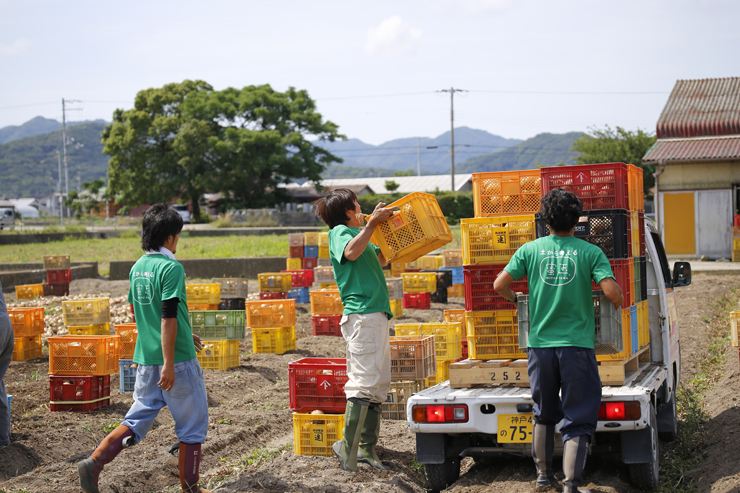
top-left (61, 98), bottom-right (82, 218)
top-left (56, 151), bottom-right (63, 225)
top-left (438, 87), bottom-right (467, 192)
top-left (417, 138), bottom-right (421, 176)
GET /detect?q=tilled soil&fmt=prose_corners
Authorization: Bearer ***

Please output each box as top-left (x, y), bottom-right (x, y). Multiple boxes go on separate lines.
top-left (0, 274), bottom-right (738, 493)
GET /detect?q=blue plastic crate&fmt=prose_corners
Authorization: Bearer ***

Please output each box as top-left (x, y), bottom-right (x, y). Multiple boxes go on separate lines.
top-left (119, 359), bottom-right (137, 393)
top-left (304, 245), bottom-right (319, 258)
top-left (441, 266), bottom-right (464, 285)
top-left (6, 395), bottom-right (11, 436)
top-left (287, 287), bottom-right (310, 304)
top-left (629, 305), bottom-right (638, 355)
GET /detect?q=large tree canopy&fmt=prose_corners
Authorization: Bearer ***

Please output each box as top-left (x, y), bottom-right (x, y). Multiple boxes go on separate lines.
top-left (103, 80), bottom-right (343, 218)
top-left (570, 125), bottom-right (657, 193)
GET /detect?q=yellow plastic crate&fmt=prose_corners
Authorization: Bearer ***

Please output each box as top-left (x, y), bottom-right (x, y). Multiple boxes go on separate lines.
top-left (390, 335), bottom-right (436, 380)
top-left (246, 299), bottom-right (296, 328)
top-left (465, 310), bottom-right (524, 360)
top-left (114, 323), bottom-right (138, 360)
top-left (733, 311), bottom-right (740, 347)
top-left (67, 322), bottom-right (110, 336)
top-left (319, 282), bottom-right (337, 289)
top-left (426, 360), bottom-right (452, 387)
top-left (733, 239), bottom-right (740, 251)
top-left (251, 326), bottom-right (296, 354)
top-left (44, 255), bottom-right (71, 270)
top-left (461, 215), bottom-right (536, 265)
top-left (442, 249), bottom-right (463, 268)
top-left (734, 250), bottom-right (740, 263)
top-left (188, 304), bottom-right (219, 311)
top-left (402, 272), bottom-right (437, 293)
top-left (258, 273), bottom-right (292, 293)
top-left (382, 380), bottom-right (425, 420)
top-left (390, 299), bottom-right (403, 319)
top-left (293, 412), bottom-right (344, 456)
top-left (313, 266), bottom-right (335, 284)
top-left (444, 309), bottom-right (466, 325)
top-left (630, 212), bottom-right (641, 258)
top-left (370, 192), bottom-right (453, 264)
top-left (447, 284), bottom-right (464, 298)
top-left (391, 262), bottom-right (405, 277)
top-left (318, 232), bottom-right (329, 248)
top-left (418, 255), bottom-right (443, 270)
top-left (48, 335), bottom-right (120, 375)
top-left (637, 300), bottom-right (649, 349)
top-left (8, 307), bottom-right (45, 336)
top-left (62, 298), bottom-right (110, 326)
top-left (596, 308), bottom-right (633, 362)
top-left (472, 170), bottom-right (542, 217)
top-left (12, 334), bottom-right (43, 361)
top-left (197, 339), bottom-right (240, 370)
top-left (394, 322), bottom-right (462, 362)
top-left (318, 246), bottom-right (330, 259)
top-left (15, 284), bottom-right (44, 300)
top-left (304, 232), bottom-right (320, 246)
top-left (185, 284), bottom-right (221, 305)
top-left (286, 258), bottom-right (303, 271)
top-left (628, 164), bottom-right (644, 212)
top-left (310, 289), bottom-right (343, 315)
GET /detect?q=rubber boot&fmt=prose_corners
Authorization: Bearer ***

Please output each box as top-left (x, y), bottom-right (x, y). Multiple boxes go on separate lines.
top-left (562, 435), bottom-right (592, 493)
top-left (332, 397), bottom-right (370, 472)
top-left (357, 402), bottom-right (391, 470)
top-left (179, 442), bottom-right (211, 493)
top-left (78, 424), bottom-right (135, 493)
top-left (533, 423), bottom-right (560, 491)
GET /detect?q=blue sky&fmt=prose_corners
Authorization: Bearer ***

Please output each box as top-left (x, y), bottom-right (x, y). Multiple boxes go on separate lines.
top-left (0, 0), bottom-right (737, 144)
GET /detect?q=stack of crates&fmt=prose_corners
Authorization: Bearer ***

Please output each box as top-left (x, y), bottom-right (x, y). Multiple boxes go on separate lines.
top-left (289, 357), bottom-right (347, 455)
top-left (318, 232), bottom-right (330, 260)
top-left (537, 162), bottom-right (646, 360)
top-left (283, 269), bottom-right (313, 304)
top-left (8, 307), bottom-right (44, 361)
top-left (303, 232), bottom-right (319, 270)
top-left (401, 272), bottom-right (436, 310)
top-left (185, 283), bottom-right (221, 311)
top-left (395, 322), bottom-right (463, 388)
top-left (115, 322), bottom-right (138, 392)
top-left (288, 233), bottom-right (304, 266)
top-left (247, 299), bottom-right (296, 354)
top-left (462, 170), bottom-right (541, 361)
top-left (258, 273), bottom-right (292, 300)
top-left (213, 278), bottom-right (248, 311)
top-left (310, 288), bottom-right (343, 337)
top-left (421, 269), bottom-right (452, 304)
top-left (444, 309), bottom-right (467, 358)
top-left (49, 298), bottom-right (118, 412)
top-left (386, 277), bottom-right (403, 319)
top-left (44, 255), bottom-right (71, 297)
top-left (442, 249), bottom-right (464, 298)
top-left (191, 309), bottom-right (245, 369)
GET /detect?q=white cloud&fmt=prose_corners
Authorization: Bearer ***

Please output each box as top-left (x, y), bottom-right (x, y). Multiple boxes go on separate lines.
top-left (0, 38), bottom-right (30, 56)
top-left (364, 16), bottom-right (423, 58)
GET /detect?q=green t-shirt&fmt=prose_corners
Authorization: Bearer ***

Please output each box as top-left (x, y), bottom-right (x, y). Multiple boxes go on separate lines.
top-left (127, 254), bottom-right (197, 365)
top-left (504, 235), bottom-right (614, 349)
top-left (329, 225), bottom-right (392, 319)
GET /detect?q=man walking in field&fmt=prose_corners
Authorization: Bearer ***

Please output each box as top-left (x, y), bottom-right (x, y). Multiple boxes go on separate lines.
top-left (495, 189), bottom-right (623, 493)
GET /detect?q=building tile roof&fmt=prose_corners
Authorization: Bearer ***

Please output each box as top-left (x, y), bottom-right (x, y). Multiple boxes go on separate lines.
top-left (656, 78), bottom-right (740, 138)
top-left (309, 174), bottom-right (473, 194)
top-left (642, 136), bottom-right (740, 164)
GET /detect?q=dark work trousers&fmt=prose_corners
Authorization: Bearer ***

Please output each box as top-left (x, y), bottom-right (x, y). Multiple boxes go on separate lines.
top-left (0, 282), bottom-right (15, 446)
top-left (527, 347), bottom-right (601, 442)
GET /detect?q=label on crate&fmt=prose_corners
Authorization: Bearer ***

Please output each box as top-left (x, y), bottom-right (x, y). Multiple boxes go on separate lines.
top-left (390, 214), bottom-right (405, 230)
top-left (574, 219), bottom-right (590, 237)
top-left (574, 171), bottom-right (591, 184)
top-left (492, 227), bottom-right (510, 250)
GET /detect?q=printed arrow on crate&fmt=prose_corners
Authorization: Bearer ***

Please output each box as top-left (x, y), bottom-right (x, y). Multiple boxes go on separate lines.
top-left (574, 172), bottom-right (589, 184)
top-left (319, 380), bottom-right (332, 390)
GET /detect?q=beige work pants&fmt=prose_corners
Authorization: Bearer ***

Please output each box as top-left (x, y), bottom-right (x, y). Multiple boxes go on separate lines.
top-left (340, 312), bottom-right (391, 404)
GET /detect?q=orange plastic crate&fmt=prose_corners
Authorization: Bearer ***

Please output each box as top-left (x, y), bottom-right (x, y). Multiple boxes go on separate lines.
top-left (48, 335), bottom-right (120, 376)
top-left (114, 323), bottom-right (138, 360)
top-left (628, 164), bottom-right (644, 212)
top-left (15, 284), bottom-right (44, 300)
top-left (472, 170), bottom-right (542, 217)
top-left (442, 249), bottom-right (463, 268)
top-left (8, 307), bottom-right (45, 336)
top-left (447, 284), bottom-right (465, 298)
top-left (12, 334), bottom-right (43, 361)
top-left (188, 304), bottom-right (219, 311)
top-left (310, 289), bottom-right (343, 315)
top-left (246, 299), bottom-right (296, 328)
top-left (461, 215), bottom-right (536, 265)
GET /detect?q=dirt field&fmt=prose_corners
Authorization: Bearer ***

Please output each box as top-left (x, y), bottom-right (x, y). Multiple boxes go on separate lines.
top-left (1, 274), bottom-right (739, 493)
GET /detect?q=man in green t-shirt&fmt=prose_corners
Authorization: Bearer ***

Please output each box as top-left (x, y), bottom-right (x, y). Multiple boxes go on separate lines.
top-left (494, 189), bottom-right (623, 493)
top-left (78, 204), bottom-right (210, 493)
top-left (314, 188), bottom-right (396, 473)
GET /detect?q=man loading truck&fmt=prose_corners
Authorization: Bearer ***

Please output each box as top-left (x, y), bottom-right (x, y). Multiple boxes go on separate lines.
top-left (494, 189), bottom-right (623, 493)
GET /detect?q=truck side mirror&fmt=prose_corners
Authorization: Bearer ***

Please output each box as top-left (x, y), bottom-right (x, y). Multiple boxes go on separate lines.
top-left (672, 262), bottom-right (691, 287)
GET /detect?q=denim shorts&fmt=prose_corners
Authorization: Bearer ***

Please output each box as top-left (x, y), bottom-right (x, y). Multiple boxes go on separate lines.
top-left (122, 358), bottom-right (208, 445)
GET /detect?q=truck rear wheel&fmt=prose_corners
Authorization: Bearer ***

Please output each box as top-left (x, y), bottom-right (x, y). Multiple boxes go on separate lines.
top-left (424, 457), bottom-right (460, 492)
top-left (629, 404), bottom-right (659, 490)
top-left (657, 391), bottom-right (678, 442)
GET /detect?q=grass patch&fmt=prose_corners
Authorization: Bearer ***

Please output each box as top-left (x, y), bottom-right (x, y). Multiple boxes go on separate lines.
top-left (100, 420), bottom-right (120, 433)
top-left (657, 288), bottom-right (737, 492)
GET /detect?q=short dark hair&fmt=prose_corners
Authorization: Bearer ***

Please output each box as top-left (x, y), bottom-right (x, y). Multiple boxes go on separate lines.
top-left (540, 189), bottom-right (583, 233)
top-left (314, 188), bottom-right (358, 229)
top-left (141, 204), bottom-right (184, 251)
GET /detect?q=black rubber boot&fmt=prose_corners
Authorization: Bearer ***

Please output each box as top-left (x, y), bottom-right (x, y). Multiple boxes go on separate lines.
top-left (562, 435), bottom-right (592, 493)
top-left (533, 422), bottom-right (560, 491)
top-left (332, 397), bottom-right (370, 472)
top-left (357, 402), bottom-right (391, 470)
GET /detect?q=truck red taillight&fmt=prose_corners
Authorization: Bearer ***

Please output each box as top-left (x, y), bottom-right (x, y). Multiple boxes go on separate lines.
top-left (412, 404), bottom-right (468, 423)
top-left (598, 401), bottom-right (641, 421)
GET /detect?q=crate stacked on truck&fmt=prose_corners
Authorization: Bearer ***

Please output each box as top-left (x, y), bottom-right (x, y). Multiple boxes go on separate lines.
top-left (44, 255), bottom-right (72, 296)
top-left (395, 322), bottom-right (464, 389)
top-left (49, 298), bottom-right (118, 413)
top-left (246, 298), bottom-right (296, 354)
top-left (385, 334), bottom-right (437, 420)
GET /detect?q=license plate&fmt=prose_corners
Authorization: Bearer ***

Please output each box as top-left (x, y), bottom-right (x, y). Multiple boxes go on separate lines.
top-left (497, 414), bottom-right (533, 443)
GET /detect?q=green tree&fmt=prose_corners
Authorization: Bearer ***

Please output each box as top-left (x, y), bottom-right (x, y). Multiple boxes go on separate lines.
top-left (64, 178), bottom-right (106, 220)
top-left (570, 125), bottom-right (657, 193)
top-left (393, 170), bottom-right (415, 176)
top-left (385, 180), bottom-right (400, 192)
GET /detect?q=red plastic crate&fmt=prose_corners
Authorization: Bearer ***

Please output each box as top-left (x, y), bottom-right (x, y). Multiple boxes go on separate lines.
top-left (592, 258), bottom-right (633, 309)
top-left (47, 269), bottom-right (72, 284)
top-left (311, 314), bottom-right (342, 337)
top-left (541, 163), bottom-right (630, 211)
top-left (463, 264), bottom-right (529, 311)
top-left (290, 246), bottom-right (304, 258)
top-left (282, 269), bottom-right (314, 288)
top-left (259, 291), bottom-right (287, 300)
top-left (49, 375), bottom-right (111, 413)
top-left (289, 358), bottom-right (348, 413)
top-left (43, 283), bottom-right (70, 297)
top-left (403, 292), bottom-right (431, 310)
top-left (302, 257), bottom-right (318, 270)
top-left (462, 340), bottom-right (468, 360)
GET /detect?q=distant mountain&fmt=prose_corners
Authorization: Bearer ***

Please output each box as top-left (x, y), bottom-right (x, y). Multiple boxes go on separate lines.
top-left (321, 165), bottom-right (399, 179)
top-left (0, 116), bottom-right (108, 145)
top-left (457, 132), bottom-right (582, 173)
top-left (0, 122), bottom-right (108, 198)
top-left (316, 127), bottom-right (522, 174)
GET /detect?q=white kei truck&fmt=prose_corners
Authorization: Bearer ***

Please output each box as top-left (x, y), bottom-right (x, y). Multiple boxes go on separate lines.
top-left (406, 220), bottom-right (692, 492)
